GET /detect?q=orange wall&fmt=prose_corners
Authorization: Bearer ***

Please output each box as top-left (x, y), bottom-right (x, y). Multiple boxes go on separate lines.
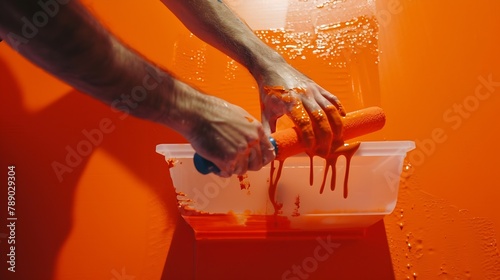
top-left (0, 0), bottom-right (499, 279)
top-left (378, 0), bottom-right (500, 278)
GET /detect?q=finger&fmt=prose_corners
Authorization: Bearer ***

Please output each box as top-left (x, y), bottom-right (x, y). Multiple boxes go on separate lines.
top-left (324, 104), bottom-right (344, 148)
top-left (287, 99), bottom-right (315, 152)
top-left (313, 90), bottom-right (344, 146)
top-left (218, 168), bottom-right (233, 178)
top-left (261, 113), bottom-right (272, 135)
top-left (216, 153), bottom-right (238, 177)
top-left (261, 112), bottom-right (279, 135)
top-left (247, 145), bottom-right (263, 171)
top-left (321, 91), bottom-right (346, 116)
top-left (258, 126), bottom-right (275, 166)
top-left (245, 135), bottom-right (262, 171)
top-left (310, 107), bottom-right (333, 156)
top-left (263, 86), bottom-right (316, 151)
top-left (234, 155), bottom-right (249, 176)
top-left (229, 137), bottom-right (251, 175)
top-left (261, 91), bottom-right (286, 134)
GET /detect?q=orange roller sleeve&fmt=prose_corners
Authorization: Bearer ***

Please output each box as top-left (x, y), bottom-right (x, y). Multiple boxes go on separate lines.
top-left (272, 106), bottom-right (386, 160)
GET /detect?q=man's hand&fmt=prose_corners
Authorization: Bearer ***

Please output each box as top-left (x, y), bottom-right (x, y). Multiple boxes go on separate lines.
top-left (256, 62), bottom-right (346, 157)
top-left (165, 81), bottom-right (275, 177)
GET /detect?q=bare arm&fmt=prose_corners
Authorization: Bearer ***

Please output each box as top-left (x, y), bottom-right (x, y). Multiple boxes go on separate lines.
top-left (162, 0), bottom-right (346, 156)
top-left (0, 0), bottom-right (274, 176)
top-left (0, 1), bottom-right (172, 122)
top-left (160, 0), bottom-right (283, 80)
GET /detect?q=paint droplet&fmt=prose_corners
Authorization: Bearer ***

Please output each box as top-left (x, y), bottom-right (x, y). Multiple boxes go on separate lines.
top-left (292, 195), bottom-right (301, 217)
top-left (237, 174), bottom-right (251, 192)
top-left (399, 222), bottom-right (404, 230)
top-left (165, 158), bottom-right (176, 168)
top-left (401, 160), bottom-right (414, 179)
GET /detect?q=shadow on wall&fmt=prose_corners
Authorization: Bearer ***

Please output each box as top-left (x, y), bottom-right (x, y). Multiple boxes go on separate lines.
top-left (0, 52), bottom-right (393, 279)
top-left (0, 55), bottom-right (179, 280)
top-left (163, 219), bottom-right (395, 280)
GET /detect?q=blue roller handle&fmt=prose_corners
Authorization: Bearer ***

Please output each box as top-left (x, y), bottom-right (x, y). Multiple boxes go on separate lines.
top-left (194, 137), bottom-right (278, 175)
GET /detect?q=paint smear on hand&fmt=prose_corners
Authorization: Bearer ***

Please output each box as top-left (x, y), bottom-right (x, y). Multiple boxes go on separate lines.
top-left (263, 86), bottom-right (317, 152)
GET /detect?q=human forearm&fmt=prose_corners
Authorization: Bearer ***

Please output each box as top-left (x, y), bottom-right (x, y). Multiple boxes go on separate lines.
top-left (0, 1), bottom-right (177, 125)
top-left (160, 0), bottom-right (286, 81)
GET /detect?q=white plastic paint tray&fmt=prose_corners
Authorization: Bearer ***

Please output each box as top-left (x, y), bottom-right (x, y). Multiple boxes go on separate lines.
top-left (156, 141), bottom-right (415, 239)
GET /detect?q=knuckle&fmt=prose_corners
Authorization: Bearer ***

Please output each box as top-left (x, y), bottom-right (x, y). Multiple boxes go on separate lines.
top-left (235, 142), bottom-right (248, 153)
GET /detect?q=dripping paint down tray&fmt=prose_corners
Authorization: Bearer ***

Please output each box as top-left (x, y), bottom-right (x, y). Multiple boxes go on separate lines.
top-left (156, 141), bottom-right (415, 240)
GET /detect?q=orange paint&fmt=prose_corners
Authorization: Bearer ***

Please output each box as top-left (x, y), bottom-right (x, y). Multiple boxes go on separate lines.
top-left (263, 88), bottom-right (366, 211)
top-left (266, 105), bottom-right (382, 213)
top-left (268, 160), bottom-right (285, 214)
top-left (271, 106), bottom-right (385, 160)
top-left (165, 158), bottom-right (176, 168)
top-left (181, 214), bottom-right (292, 239)
top-left (263, 86), bottom-right (316, 151)
top-left (237, 173), bottom-right (250, 191)
top-left (310, 108), bottom-right (334, 156)
top-left (268, 141), bottom-right (360, 215)
top-left (320, 142), bottom-right (361, 197)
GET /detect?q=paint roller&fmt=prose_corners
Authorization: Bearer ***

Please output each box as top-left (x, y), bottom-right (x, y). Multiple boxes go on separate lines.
top-left (193, 106), bottom-right (386, 174)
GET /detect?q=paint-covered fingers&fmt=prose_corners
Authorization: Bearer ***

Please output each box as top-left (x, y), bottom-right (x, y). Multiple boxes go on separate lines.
top-left (311, 84), bottom-right (346, 118)
top-left (259, 86), bottom-right (290, 134)
top-left (261, 86), bottom-right (316, 152)
top-left (321, 90), bottom-right (346, 117)
top-left (287, 98), bottom-right (317, 153)
top-left (323, 104), bottom-right (344, 148)
top-left (315, 87), bottom-right (345, 153)
top-left (259, 83), bottom-right (345, 156)
top-left (308, 107), bottom-right (333, 157)
top-left (286, 86), bottom-right (344, 156)
top-left (299, 94), bottom-right (340, 156)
